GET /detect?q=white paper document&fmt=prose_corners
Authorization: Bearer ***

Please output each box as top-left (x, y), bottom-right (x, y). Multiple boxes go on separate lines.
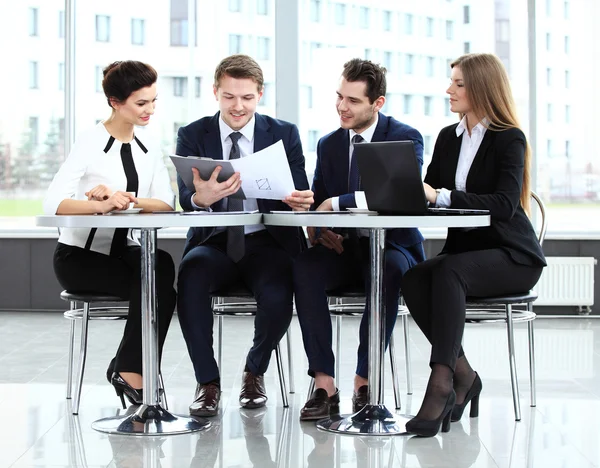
top-left (170, 140), bottom-right (296, 201)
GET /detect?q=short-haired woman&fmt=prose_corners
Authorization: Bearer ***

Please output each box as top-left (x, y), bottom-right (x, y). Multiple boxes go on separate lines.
top-left (44, 61), bottom-right (176, 407)
top-left (402, 53), bottom-right (546, 437)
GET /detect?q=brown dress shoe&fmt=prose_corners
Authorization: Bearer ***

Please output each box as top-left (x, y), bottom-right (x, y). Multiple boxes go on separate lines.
top-left (352, 385), bottom-right (369, 413)
top-left (300, 388), bottom-right (340, 421)
top-left (239, 371), bottom-right (268, 409)
top-left (189, 382), bottom-right (221, 417)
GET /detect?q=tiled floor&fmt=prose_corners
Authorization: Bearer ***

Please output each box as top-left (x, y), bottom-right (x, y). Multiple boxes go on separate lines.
top-left (0, 311), bottom-right (599, 467)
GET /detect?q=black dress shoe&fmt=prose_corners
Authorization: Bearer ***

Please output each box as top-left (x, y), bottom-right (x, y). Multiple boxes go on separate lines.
top-left (300, 388), bottom-right (340, 421)
top-left (405, 391), bottom-right (456, 437)
top-left (352, 385), bottom-right (369, 413)
top-left (110, 372), bottom-right (143, 408)
top-left (239, 371), bottom-right (268, 409)
top-left (451, 372), bottom-right (482, 422)
top-left (190, 382), bottom-right (221, 417)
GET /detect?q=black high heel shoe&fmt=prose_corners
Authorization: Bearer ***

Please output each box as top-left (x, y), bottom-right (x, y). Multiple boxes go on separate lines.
top-left (451, 372), bottom-right (482, 422)
top-left (110, 372), bottom-right (143, 408)
top-left (405, 391), bottom-right (456, 437)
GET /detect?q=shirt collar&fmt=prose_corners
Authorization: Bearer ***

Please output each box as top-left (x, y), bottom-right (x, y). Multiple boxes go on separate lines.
top-left (349, 113), bottom-right (379, 144)
top-left (455, 116), bottom-right (488, 138)
top-left (219, 114), bottom-right (255, 144)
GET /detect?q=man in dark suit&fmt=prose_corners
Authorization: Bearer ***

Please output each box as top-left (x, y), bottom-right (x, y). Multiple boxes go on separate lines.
top-left (176, 54), bottom-right (313, 417)
top-left (295, 59), bottom-right (426, 420)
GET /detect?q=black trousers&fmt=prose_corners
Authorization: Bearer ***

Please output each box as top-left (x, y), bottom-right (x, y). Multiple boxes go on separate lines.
top-left (402, 248), bottom-right (543, 371)
top-left (294, 238), bottom-right (419, 379)
top-left (53, 243), bottom-right (176, 375)
top-left (177, 230), bottom-right (294, 384)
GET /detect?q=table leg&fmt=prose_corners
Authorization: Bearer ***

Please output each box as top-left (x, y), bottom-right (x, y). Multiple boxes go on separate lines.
top-left (92, 228), bottom-right (210, 435)
top-left (317, 228), bottom-right (413, 435)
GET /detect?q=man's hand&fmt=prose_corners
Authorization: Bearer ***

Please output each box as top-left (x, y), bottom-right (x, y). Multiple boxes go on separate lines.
top-left (423, 183), bottom-right (437, 204)
top-left (99, 191), bottom-right (137, 213)
top-left (86, 184), bottom-right (113, 201)
top-left (283, 190), bottom-right (314, 211)
top-left (191, 166), bottom-right (242, 208)
top-left (315, 198), bottom-right (333, 212)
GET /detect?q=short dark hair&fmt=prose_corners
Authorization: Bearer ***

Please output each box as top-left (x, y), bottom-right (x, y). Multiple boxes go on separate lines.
top-left (102, 61), bottom-right (157, 108)
top-left (214, 54), bottom-right (264, 91)
top-left (341, 58), bottom-right (387, 104)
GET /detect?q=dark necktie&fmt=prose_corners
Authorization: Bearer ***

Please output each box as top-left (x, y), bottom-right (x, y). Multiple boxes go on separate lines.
top-left (226, 132), bottom-right (245, 262)
top-left (348, 134), bottom-right (364, 192)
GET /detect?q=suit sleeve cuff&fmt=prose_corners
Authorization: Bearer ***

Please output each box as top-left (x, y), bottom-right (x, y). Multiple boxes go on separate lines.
top-left (331, 197), bottom-right (340, 211)
top-left (355, 191), bottom-right (368, 209)
top-left (190, 194), bottom-right (210, 211)
top-left (435, 189), bottom-right (452, 208)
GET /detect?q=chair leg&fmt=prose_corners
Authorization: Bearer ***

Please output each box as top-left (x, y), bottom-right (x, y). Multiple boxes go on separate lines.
top-left (275, 343), bottom-right (289, 408)
top-left (505, 304), bottom-right (521, 421)
top-left (528, 303), bottom-right (536, 407)
top-left (72, 301), bottom-right (91, 415)
top-left (217, 315), bottom-right (224, 371)
top-left (335, 315), bottom-right (342, 382)
top-left (159, 372), bottom-right (168, 410)
top-left (389, 333), bottom-right (401, 410)
top-left (402, 314), bottom-right (413, 395)
top-left (66, 300), bottom-right (77, 400)
top-left (286, 330), bottom-right (295, 394)
top-left (307, 378), bottom-right (315, 401)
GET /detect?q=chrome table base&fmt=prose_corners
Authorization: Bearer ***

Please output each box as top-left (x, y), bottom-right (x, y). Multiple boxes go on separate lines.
top-left (91, 404), bottom-right (210, 435)
top-left (316, 405), bottom-right (412, 436)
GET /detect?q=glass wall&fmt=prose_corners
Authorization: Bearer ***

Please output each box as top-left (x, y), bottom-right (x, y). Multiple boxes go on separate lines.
top-left (0, 0), bottom-right (598, 233)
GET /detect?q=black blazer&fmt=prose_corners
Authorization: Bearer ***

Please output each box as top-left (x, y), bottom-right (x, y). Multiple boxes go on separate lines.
top-left (313, 113), bottom-right (425, 261)
top-left (176, 112), bottom-right (310, 258)
top-left (425, 124), bottom-right (546, 267)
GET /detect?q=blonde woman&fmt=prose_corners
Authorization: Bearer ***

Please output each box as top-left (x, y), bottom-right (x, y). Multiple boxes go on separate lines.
top-left (402, 53), bottom-right (546, 437)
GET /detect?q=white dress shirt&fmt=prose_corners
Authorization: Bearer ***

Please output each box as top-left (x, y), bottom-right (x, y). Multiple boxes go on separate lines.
top-left (191, 115), bottom-right (264, 234)
top-left (330, 113), bottom-right (378, 212)
top-left (436, 116), bottom-right (488, 207)
top-left (43, 122), bottom-right (175, 255)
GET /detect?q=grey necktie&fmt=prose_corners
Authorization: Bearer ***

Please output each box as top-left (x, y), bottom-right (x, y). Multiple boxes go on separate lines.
top-left (226, 132), bottom-right (244, 262)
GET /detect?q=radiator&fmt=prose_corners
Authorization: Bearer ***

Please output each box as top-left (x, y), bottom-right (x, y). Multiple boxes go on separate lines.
top-left (534, 257), bottom-right (596, 308)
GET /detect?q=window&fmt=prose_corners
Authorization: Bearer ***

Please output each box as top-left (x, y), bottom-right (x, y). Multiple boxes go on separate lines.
top-left (404, 54), bottom-right (414, 74)
top-left (426, 56), bottom-right (434, 77)
top-left (359, 7), bottom-right (370, 29)
top-left (546, 33), bottom-right (551, 51)
top-left (229, 34), bottom-right (242, 54)
top-left (173, 77), bottom-right (187, 97)
top-left (547, 103), bottom-right (553, 122)
top-left (424, 135), bottom-right (432, 154)
top-left (58, 63), bottom-right (65, 91)
top-left (565, 104), bottom-right (571, 123)
top-left (565, 69), bottom-right (570, 88)
top-left (564, 35), bottom-right (570, 54)
top-left (131, 18), bottom-right (145, 45)
top-left (464, 42), bottom-right (471, 53)
top-left (229, 0), bottom-right (241, 12)
top-left (95, 66), bottom-right (103, 92)
top-left (403, 94), bottom-right (412, 114)
top-left (304, 86), bottom-right (313, 109)
top-left (424, 96), bottom-right (432, 116)
top-left (59, 11), bottom-right (65, 39)
top-left (171, 19), bottom-right (188, 46)
top-left (257, 37), bottom-right (270, 60)
top-left (547, 139), bottom-right (552, 157)
top-left (29, 8), bottom-right (38, 36)
top-left (565, 140), bottom-right (570, 158)
top-left (546, 67), bottom-right (552, 86)
top-left (334, 3), bottom-right (346, 25)
top-left (29, 117), bottom-right (39, 146)
top-left (426, 17), bottom-right (434, 37)
top-left (446, 58), bottom-right (452, 77)
top-left (546, 0), bottom-right (552, 16)
top-left (383, 11), bottom-right (392, 31)
top-left (309, 41), bottom-right (322, 63)
top-left (364, 48), bottom-right (371, 60)
top-left (195, 77), bottom-right (201, 98)
top-left (446, 20), bottom-right (454, 40)
top-left (307, 130), bottom-right (318, 152)
top-left (383, 51), bottom-right (392, 72)
top-left (310, 0), bottom-right (321, 22)
top-left (29, 61), bottom-right (38, 89)
top-left (95, 15), bottom-right (111, 42)
top-left (463, 5), bottom-right (470, 24)
top-left (445, 97), bottom-right (451, 116)
top-left (257, 0), bottom-right (269, 15)
top-left (260, 83), bottom-right (271, 106)
top-left (564, 0), bottom-right (570, 19)
top-left (405, 14), bottom-right (413, 34)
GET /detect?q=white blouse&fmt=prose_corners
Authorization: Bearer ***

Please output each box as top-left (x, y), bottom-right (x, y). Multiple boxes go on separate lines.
top-left (43, 123), bottom-right (175, 255)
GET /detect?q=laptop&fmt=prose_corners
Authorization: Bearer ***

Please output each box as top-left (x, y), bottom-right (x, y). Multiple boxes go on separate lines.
top-left (354, 140), bottom-right (489, 216)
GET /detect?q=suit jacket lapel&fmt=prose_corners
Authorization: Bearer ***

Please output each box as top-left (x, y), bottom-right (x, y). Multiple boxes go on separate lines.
top-left (253, 113), bottom-right (275, 152)
top-left (337, 130), bottom-right (351, 193)
top-left (371, 112), bottom-right (389, 142)
top-left (204, 113), bottom-right (223, 160)
top-left (466, 130), bottom-right (493, 188)
top-left (443, 129), bottom-right (462, 189)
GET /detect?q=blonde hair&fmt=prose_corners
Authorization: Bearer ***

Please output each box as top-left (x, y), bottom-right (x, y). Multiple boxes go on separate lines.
top-left (451, 53), bottom-right (531, 214)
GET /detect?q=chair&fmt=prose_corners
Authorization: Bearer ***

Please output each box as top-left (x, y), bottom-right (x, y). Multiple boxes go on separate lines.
top-left (306, 286), bottom-right (412, 410)
top-left (464, 191), bottom-right (547, 421)
top-left (61, 291), bottom-right (167, 415)
top-left (211, 284), bottom-right (295, 408)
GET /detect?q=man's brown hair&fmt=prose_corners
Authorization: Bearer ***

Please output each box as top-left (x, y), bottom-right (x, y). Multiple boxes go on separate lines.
top-left (342, 58), bottom-right (387, 103)
top-left (214, 54), bottom-right (264, 91)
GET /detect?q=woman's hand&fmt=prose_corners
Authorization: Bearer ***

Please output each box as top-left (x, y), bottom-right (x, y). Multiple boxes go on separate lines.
top-left (85, 184), bottom-right (113, 201)
top-left (423, 183), bottom-right (438, 204)
top-left (99, 191), bottom-right (138, 213)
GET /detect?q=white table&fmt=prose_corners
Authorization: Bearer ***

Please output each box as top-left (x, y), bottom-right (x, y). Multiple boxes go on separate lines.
top-left (36, 212), bottom-right (262, 436)
top-left (263, 212), bottom-right (490, 436)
